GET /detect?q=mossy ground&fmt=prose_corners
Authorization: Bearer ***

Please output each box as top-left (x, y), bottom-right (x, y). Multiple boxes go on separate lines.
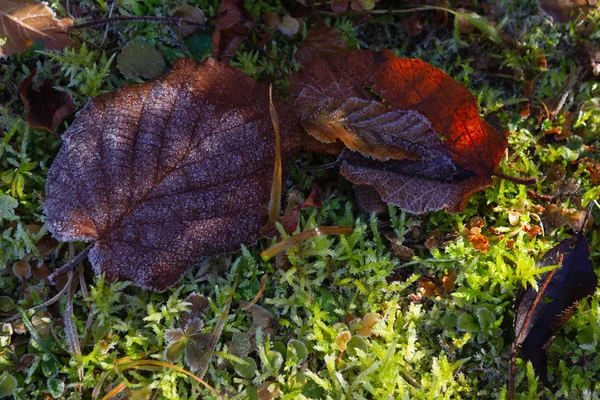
top-left (1, 0), bottom-right (600, 399)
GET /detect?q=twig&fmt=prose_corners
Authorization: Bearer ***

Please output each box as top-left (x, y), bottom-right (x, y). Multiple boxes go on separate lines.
top-left (295, 158), bottom-right (342, 172)
top-left (493, 172), bottom-right (537, 186)
top-left (48, 243), bottom-right (94, 285)
top-left (68, 16), bottom-right (211, 31)
top-left (197, 279), bottom-right (238, 380)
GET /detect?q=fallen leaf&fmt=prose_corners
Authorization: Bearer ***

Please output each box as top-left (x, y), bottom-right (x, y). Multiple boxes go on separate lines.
top-left (179, 293), bottom-right (209, 329)
top-left (18, 69), bottom-right (75, 133)
top-left (117, 42), bottom-right (166, 80)
top-left (512, 230), bottom-right (598, 388)
top-left (0, 0), bottom-right (73, 56)
top-left (45, 58), bottom-right (301, 291)
top-left (331, 0), bottom-right (349, 14)
top-left (293, 23), bottom-right (350, 68)
top-left (170, 5), bottom-right (207, 38)
top-left (579, 40), bottom-right (600, 77)
top-left (467, 226), bottom-right (490, 252)
top-left (540, 0), bottom-right (594, 23)
top-left (290, 28), bottom-right (507, 214)
top-left (212, 0), bottom-right (253, 62)
top-left (354, 184), bottom-right (388, 217)
top-left (260, 186), bottom-right (321, 238)
top-left (240, 301), bottom-right (279, 340)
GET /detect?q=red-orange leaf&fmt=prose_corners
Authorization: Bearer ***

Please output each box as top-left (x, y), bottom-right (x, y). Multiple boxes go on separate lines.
top-left (45, 58), bottom-right (300, 291)
top-left (290, 26), bottom-right (507, 213)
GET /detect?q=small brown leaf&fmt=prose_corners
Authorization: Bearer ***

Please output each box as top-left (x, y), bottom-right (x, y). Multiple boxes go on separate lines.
top-left (240, 301), bottom-right (278, 339)
top-left (18, 69), bottom-right (75, 133)
top-left (0, 0), bottom-right (73, 56)
top-left (45, 58), bottom-right (301, 291)
top-left (331, 0), bottom-right (349, 14)
top-left (293, 23), bottom-right (350, 68)
top-left (540, 0), bottom-right (594, 23)
top-left (170, 5), bottom-right (207, 38)
top-left (212, 0), bottom-right (253, 62)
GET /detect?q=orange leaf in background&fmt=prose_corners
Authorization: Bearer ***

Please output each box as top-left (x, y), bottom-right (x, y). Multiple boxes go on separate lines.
top-left (0, 0), bottom-right (73, 56)
top-left (417, 270), bottom-right (456, 297)
top-left (467, 227), bottom-right (490, 252)
top-left (290, 25), bottom-right (507, 214)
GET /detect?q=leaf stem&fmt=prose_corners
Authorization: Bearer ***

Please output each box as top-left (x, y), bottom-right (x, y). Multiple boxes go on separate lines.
top-left (48, 243), bottom-right (94, 285)
top-left (493, 172), bottom-right (537, 186)
top-left (261, 226), bottom-right (354, 261)
top-left (295, 158), bottom-right (342, 172)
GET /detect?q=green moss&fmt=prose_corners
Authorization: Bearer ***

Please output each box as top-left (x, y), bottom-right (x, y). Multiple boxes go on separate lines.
top-left (1, 0), bottom-right (599, 399)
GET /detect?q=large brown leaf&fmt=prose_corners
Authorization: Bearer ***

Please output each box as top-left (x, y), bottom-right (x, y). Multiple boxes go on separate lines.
top-left (290, 26), bottom-right (507, 213)
top-left (45, 58), bottom-right (301, 291)
top-left (0, 0), bottom-right (73, 56)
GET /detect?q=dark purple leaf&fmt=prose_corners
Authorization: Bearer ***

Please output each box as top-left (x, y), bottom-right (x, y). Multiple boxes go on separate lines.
top-left (512, 231), bottom-right (597, 387)
top-left (45, 57), bottom-right (301, 291)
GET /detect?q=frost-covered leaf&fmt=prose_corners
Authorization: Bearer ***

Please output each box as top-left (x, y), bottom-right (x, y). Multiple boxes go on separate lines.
top-left (0, 194), bottom-right (18, 222)
top-left (0, 0), bottom-right (73, 56)
top-left (45, 58), bottom-right (301, 291)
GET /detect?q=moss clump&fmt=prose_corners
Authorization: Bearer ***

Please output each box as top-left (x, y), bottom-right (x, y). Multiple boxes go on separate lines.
top-left (1, 1), bottom-right (599, 399)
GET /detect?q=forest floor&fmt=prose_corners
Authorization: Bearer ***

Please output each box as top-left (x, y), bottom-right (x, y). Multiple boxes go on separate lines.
top-left (1, 0), bottom-right (600, 399)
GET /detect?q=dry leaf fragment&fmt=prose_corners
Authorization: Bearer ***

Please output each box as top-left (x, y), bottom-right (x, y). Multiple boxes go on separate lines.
top-left (45, 58), bottom-right (301, 291)
top-left (293, 23), bottom-right (350, 68)
top-left (467, 226), bottom-right (490, 252)
top-left (540, 0), bottom-right (595, 22)
top-left (0, 0), bottom-right (73, 56)
top-left (331, 0), bottom-right (349, 14)
top-left (212, 0), bottom-right (253, 62)
top-left (18, 69), bottom-right (75, 133)
top-left (170, 5), bottom-right (207, 38)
